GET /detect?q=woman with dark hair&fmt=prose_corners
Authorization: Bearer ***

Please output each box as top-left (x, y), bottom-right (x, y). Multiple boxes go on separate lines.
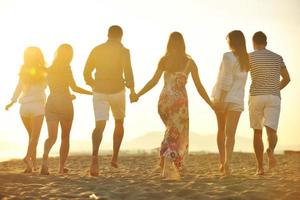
top-left (134, 32), bottom-right (213, 180)
top-left (40, 44), bottom-right (92, 175)
top-left (6, 47), bottom-right (47, 173)
top-left (212, 30), bottom-right (249, 175)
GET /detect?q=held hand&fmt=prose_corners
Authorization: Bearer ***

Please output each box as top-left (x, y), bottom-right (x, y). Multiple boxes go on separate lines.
top-left (214, 102), bottom-right (228, 113)
top-left (208, 99), bottom-right (215, 110)
top-left (130, 92), bottom-right (139, 103)
top-left (71, 94), bottom-right (76, 100)
top-left (209, 102), bottom-right (216, 111)
top-left (212, 101), bottom-right (226, 113)
top-left (87, 81), bottom-right (96, 90)
top-left (5, 102), bottom-right (14, 111)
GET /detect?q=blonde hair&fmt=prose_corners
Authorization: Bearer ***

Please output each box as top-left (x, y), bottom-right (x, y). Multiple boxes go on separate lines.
top-left (227, 30), bottom-right (249, 71)
top-left (19, 47), bottom-right (46, 84)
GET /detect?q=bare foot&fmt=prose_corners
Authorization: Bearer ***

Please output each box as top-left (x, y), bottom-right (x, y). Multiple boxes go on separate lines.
top-left (59, 168), bottom-right (69, 174)
top-left (111, 161), bottom-right (119, 168)
top-left (162, 157), bottom-right (181, 181)
top-left (223, 164), bottom-right (231, 176)
top-left (40, 164), bottom-right (50, 175)
top-left (267, 148), bottom-right (277, 170)
top-left (32, 161), bottom-right (39, 171)
top-left (159, 157), bottom-right (164, 169)
top-left (23, 168), bottom-right (32, 173)
top-left (151, 159), bottom-right (164, 173)
top-left (219, 164), bottom-right (225, 173)
top-left (23, 157), bottom-right (33, 173)
top-left (90, 156), bottom-right (99, 177)
top-left (152, 165), bottom-right (162, 173)
top-left (256, 168), bottom-right (264, 176)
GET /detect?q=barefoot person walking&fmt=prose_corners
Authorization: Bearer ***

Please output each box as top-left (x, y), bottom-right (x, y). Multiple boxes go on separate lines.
top-left (5, 47), bottom-right (47, 173)
top-left (84, 25), bottom-right (137, 176)
top-left (249, 32), bottom-right (290, 175)
top-left (40, 44), bottom-right (92, 175)
top-left (135, 32), bottom-right (213, 180)
top-left (212, 30), bottom-right (249, 175)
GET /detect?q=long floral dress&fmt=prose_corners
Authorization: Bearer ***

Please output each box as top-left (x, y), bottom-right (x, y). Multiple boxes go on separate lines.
top-left (158, 70), bottom-right (189, 171)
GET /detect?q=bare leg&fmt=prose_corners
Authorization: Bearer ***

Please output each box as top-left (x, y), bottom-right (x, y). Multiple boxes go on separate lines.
top-left (266, 126), bottom-right (277, 170)
top-left (24, 115), bottom-right (44, 172)
top-left (159, 157), bottom-right (164, 168)
top-left (20, 116), bottom-right (33, 172)
top-left (41, 120), bottom-right (59, 175)
top-left (31, 148), bottom-right (38, 171)
top-left (253, 129), bottom-right (264, 175)
top-left (90, 120), bottom-right (106, 176)
top-left (216, 112), bottom-right (226, 172)
top-left (59, 120), bottom-right (73, 174)
top-left (111, 119), bottom-right (124, 168)
top-left (224, 111), bottom-right (241, 175)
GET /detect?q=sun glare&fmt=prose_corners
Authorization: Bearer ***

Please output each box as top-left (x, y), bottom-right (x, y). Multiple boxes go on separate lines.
top-left (0, 0), bottom-right (299, 160)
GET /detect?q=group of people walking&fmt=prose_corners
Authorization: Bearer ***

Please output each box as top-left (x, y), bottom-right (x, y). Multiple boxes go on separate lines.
top-left (5, 25), bottom-right (290, 180)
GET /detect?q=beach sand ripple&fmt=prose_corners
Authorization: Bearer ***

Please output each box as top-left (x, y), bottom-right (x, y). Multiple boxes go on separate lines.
top-left (0, 153), bottom-right (299, 200)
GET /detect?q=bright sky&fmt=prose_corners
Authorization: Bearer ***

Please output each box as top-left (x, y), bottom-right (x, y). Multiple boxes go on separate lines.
top-left (0, 0), bottom-right (299, 158)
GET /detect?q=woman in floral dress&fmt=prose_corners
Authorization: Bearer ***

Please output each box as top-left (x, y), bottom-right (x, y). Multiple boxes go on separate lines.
top-left (135, 32), bottom-right (213, 179)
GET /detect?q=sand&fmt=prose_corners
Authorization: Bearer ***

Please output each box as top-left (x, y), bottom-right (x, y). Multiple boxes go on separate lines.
top-left (0, 153), bottom-right (299, 200)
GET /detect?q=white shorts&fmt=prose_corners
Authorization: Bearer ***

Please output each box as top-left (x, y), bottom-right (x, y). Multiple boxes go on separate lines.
top-left (226, 103), bottom-right (244, 112)
top-left (20, 101), bottom-right (45, 118)
top-left (213, 101), bottom-right (244, 113)
top-left (249, 95), bottom-right (281, 131)
top-left (93, 90), bottom-right (125, 121)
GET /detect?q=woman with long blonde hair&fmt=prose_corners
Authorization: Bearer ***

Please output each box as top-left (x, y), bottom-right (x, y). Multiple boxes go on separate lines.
top-left (6, 47), bottom-right (47, 173)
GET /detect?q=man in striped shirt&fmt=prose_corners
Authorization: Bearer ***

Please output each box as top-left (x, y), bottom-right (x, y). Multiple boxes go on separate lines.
top-left (249, 31), bottom-right (290, 175)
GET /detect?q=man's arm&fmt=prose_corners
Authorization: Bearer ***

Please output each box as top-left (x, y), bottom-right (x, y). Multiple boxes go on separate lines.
top-left (83, 49), bottom-right (96, 88)
top-left (280, 67), bottom-right (290, 90)
top-left (123, 49), bottom-right (135, 93)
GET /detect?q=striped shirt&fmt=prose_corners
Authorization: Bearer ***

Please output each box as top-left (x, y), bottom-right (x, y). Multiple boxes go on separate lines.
top-left (249, 49), bottom-right (286, 97)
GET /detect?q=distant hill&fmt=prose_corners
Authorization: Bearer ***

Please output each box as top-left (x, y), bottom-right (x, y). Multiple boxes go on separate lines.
top-left (122, 132), bottom-right (300, 153)
top-left (0, 132), bottom-right (299, 161)
top-left (122, 131), bottom-right (254, 152)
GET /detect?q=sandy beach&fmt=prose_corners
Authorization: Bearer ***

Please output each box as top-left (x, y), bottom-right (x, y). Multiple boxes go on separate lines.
top-left (0, 153), bottom-right (299, 200)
